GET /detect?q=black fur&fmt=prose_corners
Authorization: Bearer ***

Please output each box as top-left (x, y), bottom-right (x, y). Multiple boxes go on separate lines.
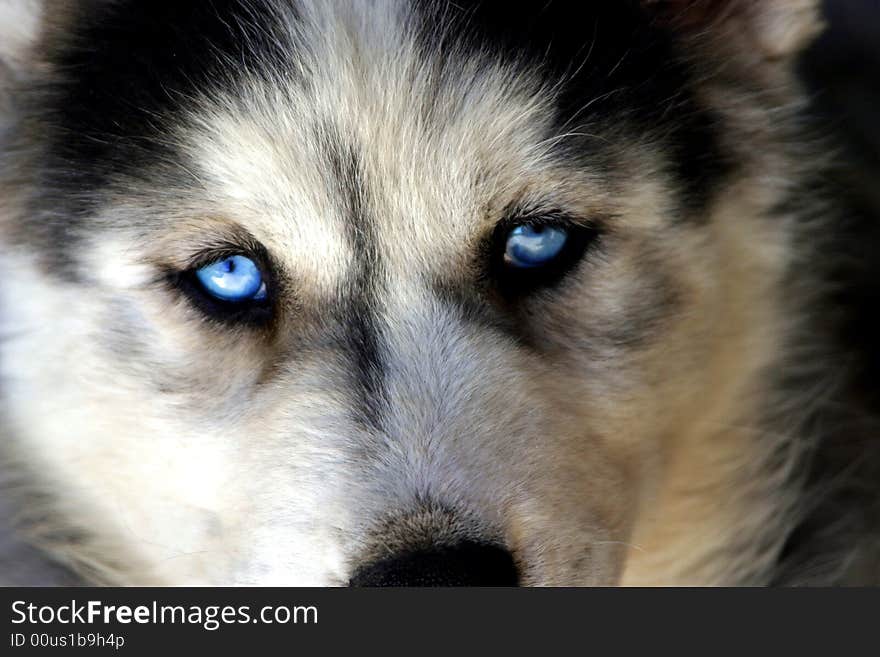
top-left (29, 0), bottom-right (295, 273)
top-left (41, 0), bottom-right (292, 195)
top-left (412, 0), bottom-right (730, 215)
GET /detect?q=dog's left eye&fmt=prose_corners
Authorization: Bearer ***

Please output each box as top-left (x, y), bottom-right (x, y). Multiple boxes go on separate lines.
top-left (504, 224), bottom-right (569, 268)
top-left (195, 255), bottom-right (267, 302)
top-left (175, 251), bottom-right (274, 326)
top-left (492, 217), bottom-right (599, 296)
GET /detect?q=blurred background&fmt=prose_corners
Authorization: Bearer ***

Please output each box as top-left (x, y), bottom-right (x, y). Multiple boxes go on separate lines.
top-left (801, 0), bottom-right (880, 410)
top-left (803, 0), bottom-right (880, 206)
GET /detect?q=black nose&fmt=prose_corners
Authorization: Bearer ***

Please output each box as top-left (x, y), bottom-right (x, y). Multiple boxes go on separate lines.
top-left (349, 542), bottom-right (519, 587)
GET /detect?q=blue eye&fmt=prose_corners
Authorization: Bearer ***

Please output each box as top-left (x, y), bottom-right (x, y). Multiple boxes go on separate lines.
top-left (195, 255), bottom-right (267, 302)
top-left (504, 224), bottom-right (569, 268)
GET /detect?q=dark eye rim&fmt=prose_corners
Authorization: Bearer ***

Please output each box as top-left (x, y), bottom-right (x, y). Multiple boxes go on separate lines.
top-left (487, 212), bottom-right (601, 298)
top-left (170, 245), bottom-right (277, 327)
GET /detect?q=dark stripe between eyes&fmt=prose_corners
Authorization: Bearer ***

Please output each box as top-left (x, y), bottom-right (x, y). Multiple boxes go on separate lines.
top-left (320, 126), bottom-right (388, 432)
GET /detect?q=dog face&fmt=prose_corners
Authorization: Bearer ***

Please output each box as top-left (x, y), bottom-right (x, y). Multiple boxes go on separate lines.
top-left (0, 1), bottom-right (823, 585)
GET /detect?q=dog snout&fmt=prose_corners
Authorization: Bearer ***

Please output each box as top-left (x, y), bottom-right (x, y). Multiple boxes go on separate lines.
top-left (348, 542), bottom-right (519, 587)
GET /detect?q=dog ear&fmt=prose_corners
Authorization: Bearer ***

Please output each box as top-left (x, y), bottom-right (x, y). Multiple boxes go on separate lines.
top-left (642, 0), bottom-right (824, 61)
top-left (0, 0), bottom-right (44, 79)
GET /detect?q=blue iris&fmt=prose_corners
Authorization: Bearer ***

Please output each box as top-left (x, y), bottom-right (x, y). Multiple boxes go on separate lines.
top-left (195, 255), bottom-right (266, 302)
top-left (504, 224), bottom-right (569, 268)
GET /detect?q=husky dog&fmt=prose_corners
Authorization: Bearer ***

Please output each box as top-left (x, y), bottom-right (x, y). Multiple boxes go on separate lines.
top-left (0, 0), bottom-right (877, 586)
